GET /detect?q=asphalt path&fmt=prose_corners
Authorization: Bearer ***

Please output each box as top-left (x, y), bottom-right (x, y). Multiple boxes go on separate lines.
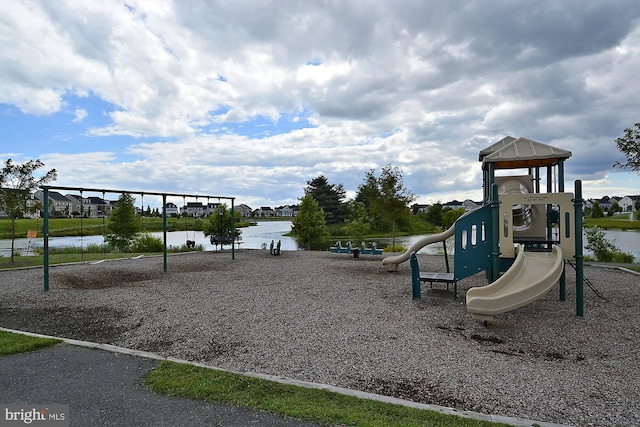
top-left (0, 344), bottom-right (324, 427)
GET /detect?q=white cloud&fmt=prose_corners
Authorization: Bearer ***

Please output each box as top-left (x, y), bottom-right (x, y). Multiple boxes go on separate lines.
top-left (72, 108), bottom-right (87, 122)
top-left (1, 0), bottom-right (639, 207)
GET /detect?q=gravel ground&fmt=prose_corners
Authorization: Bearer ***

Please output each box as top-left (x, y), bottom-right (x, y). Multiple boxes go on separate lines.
top-left (1, 249), bottom-right (638, 426)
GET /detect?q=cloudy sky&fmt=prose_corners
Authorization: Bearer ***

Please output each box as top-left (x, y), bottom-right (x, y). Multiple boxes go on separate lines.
top-left (2, 0), bottom-right (640, 209)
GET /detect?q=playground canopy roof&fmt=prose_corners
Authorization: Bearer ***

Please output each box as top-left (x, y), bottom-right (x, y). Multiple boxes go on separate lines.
top-left (480, 136), bottom-right (572, 170)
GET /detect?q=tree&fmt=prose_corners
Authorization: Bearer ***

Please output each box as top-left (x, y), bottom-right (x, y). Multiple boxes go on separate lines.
top-left (355, 169), bottom-right (385, 232)
top-left (424, 203), bottom-right (445, 227)
top-left (442, 208), bottom-right (465, 229)
top-left (355, 169), bottom-right (381, 211)
top-left (291, 194), bottom-right (328, 250)
top-left (585, 227), bottom-right (634, 263)
top-left (203, 204), bottom-right (241, 242)
top-left (378, 165), bottom-right (415, 250)
top-left (304, 175), bottom-right (347, 225)
top-left (591, 201), bottom-right (604, 218)
top-left (0, 159), bottom-right (57, 262)
top-left (357, 165), bottom-right (415, 250)
top-left (344, 200), bottom-right (370, 243)
top-left (614, 122), bottom-right (640, 172)
top-left (105, 193), bottom-right (141, 254)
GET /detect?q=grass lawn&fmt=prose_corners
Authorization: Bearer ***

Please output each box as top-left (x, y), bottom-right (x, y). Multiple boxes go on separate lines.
top-left (0, 217), bottom-right (197, 239)
top-left (145, 361), bottom-right (509, 427)
top-left (0, 330), bottom-right (61, 356)
top-left (0, 252), bottom-right (159, 269)
top-left (584, 216), bottom-right (640, 230)
top-left (0, 217), bottom-right (255, 240)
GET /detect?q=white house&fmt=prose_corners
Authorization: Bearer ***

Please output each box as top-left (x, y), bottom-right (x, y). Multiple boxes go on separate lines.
top-left (236, 204), bottom-right (253, 217)
top-left (618, 195), bottom-right (639, 212)
top-left (165, 202), bottom-right (179, 216)
top-left (33, 190), bottom-right (74, 218)
top-left (181, 202), bottom-right (206, 217)
top-left (275, 205), bottom-right (297, 217)
top-left (254, 206), bottom-right (275, 217)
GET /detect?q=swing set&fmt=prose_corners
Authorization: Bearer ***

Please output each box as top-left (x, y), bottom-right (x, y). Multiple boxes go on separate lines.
top-left (39, 185), bottom-right (235, 291)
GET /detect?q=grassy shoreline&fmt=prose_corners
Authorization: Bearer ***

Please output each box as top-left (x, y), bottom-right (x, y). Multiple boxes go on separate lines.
top-left (0, 217), bottom-right (258, 239)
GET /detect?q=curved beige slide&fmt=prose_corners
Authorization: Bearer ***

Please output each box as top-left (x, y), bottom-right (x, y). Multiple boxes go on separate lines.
top-left (382, 224), bottom-right (455, 271)
top-left (466, 244), bottom-right (564, 322)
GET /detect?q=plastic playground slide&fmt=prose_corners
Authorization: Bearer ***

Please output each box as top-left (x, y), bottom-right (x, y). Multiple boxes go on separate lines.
top-left (466, 244), bottom-right (564, 322)
top-left (382, 223), bottom-right (455, 271)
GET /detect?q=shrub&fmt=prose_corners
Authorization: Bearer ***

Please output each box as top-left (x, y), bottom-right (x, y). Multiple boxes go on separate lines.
top-left (168, 243), bottom-right (204, 253)
top-left (382, 244), bottom-right (407, 253)
top-left (132, 233), bottom-right (164, 253)
top-left (585, 227), bottom-right (635, 263)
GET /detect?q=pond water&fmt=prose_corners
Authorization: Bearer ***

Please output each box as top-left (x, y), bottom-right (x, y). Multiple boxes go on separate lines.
top-left (1, 221), bottom-right (638, 260)
top-left (0, 221), bottom-right (299, 256)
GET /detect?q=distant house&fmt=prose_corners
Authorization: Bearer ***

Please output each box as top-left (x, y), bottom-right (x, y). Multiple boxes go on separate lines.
top-left (443, 200), bottom-right (463, 210)
top-left (83, 196), bottom-right (112, 218)
top-left (253, 206), bottom-right (275, 217)
top-left (66, 194), bottom-right (84, 217)
top-left (583, 199), bottom-right (595, 210)
top-left (24, 192), bottom-right (41, 219)
top-left (206, 202), bottom-right (224, 216)
top-left (461, 199), bottom-right (480, 211)
top-left (182, 202), bottom-right (206, 217)
top-left (0, 189), bottom-right (41, 218)
top-left (274, 205), bottom-right (297, 217)
top-left (618, 195), bottom-right (639, 212)
top-left (236, 204), bottom-right (253, 217)
top-left (411, 204), bottom-right (430, 214)
top-left (33, 190), bottom-right (74, 218)
top-left (165, 202), bottom-right (179, 217)
top-left (594, 197), bottom-right (613, 210)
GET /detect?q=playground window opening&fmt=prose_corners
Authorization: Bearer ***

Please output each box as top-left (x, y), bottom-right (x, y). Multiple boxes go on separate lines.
top-left (503, 213), bottom-right (510, 238)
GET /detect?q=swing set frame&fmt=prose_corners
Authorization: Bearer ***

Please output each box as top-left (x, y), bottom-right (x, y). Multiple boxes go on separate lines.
top-left (40, 185), bottom-right (235, 291)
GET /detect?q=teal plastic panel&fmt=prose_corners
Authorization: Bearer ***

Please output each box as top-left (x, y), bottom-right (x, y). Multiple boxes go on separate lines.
top-left (454, 205), bottom-right (492, 281)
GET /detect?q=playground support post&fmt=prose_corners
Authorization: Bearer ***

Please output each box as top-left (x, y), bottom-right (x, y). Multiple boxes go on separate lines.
top-left (231, 198), bottom-right (235, 260)
top-left (490, 183), bottom-right (500, 282)
top-left (162, 194), bottom-right (168, 272)
top-left (43, 188), bottom-right (49, 292)
top-left (573, 180), bottom-right (584, 317)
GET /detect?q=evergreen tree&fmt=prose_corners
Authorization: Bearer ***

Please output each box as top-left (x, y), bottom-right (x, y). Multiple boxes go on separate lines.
top-left (304, 175), bottom-right (346, 225)
top-left (591, 201), bottom-right (604, 218)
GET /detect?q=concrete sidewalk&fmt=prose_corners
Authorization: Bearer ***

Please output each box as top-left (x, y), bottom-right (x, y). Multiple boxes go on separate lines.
top-left (0, 344), bottom-right (322, 427)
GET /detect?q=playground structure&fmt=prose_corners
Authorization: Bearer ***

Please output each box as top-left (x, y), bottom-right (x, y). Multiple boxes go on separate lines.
top-left (39, 185), bottom-right (236, 292)
top-left (383, 136), bottom-right (584, 321)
